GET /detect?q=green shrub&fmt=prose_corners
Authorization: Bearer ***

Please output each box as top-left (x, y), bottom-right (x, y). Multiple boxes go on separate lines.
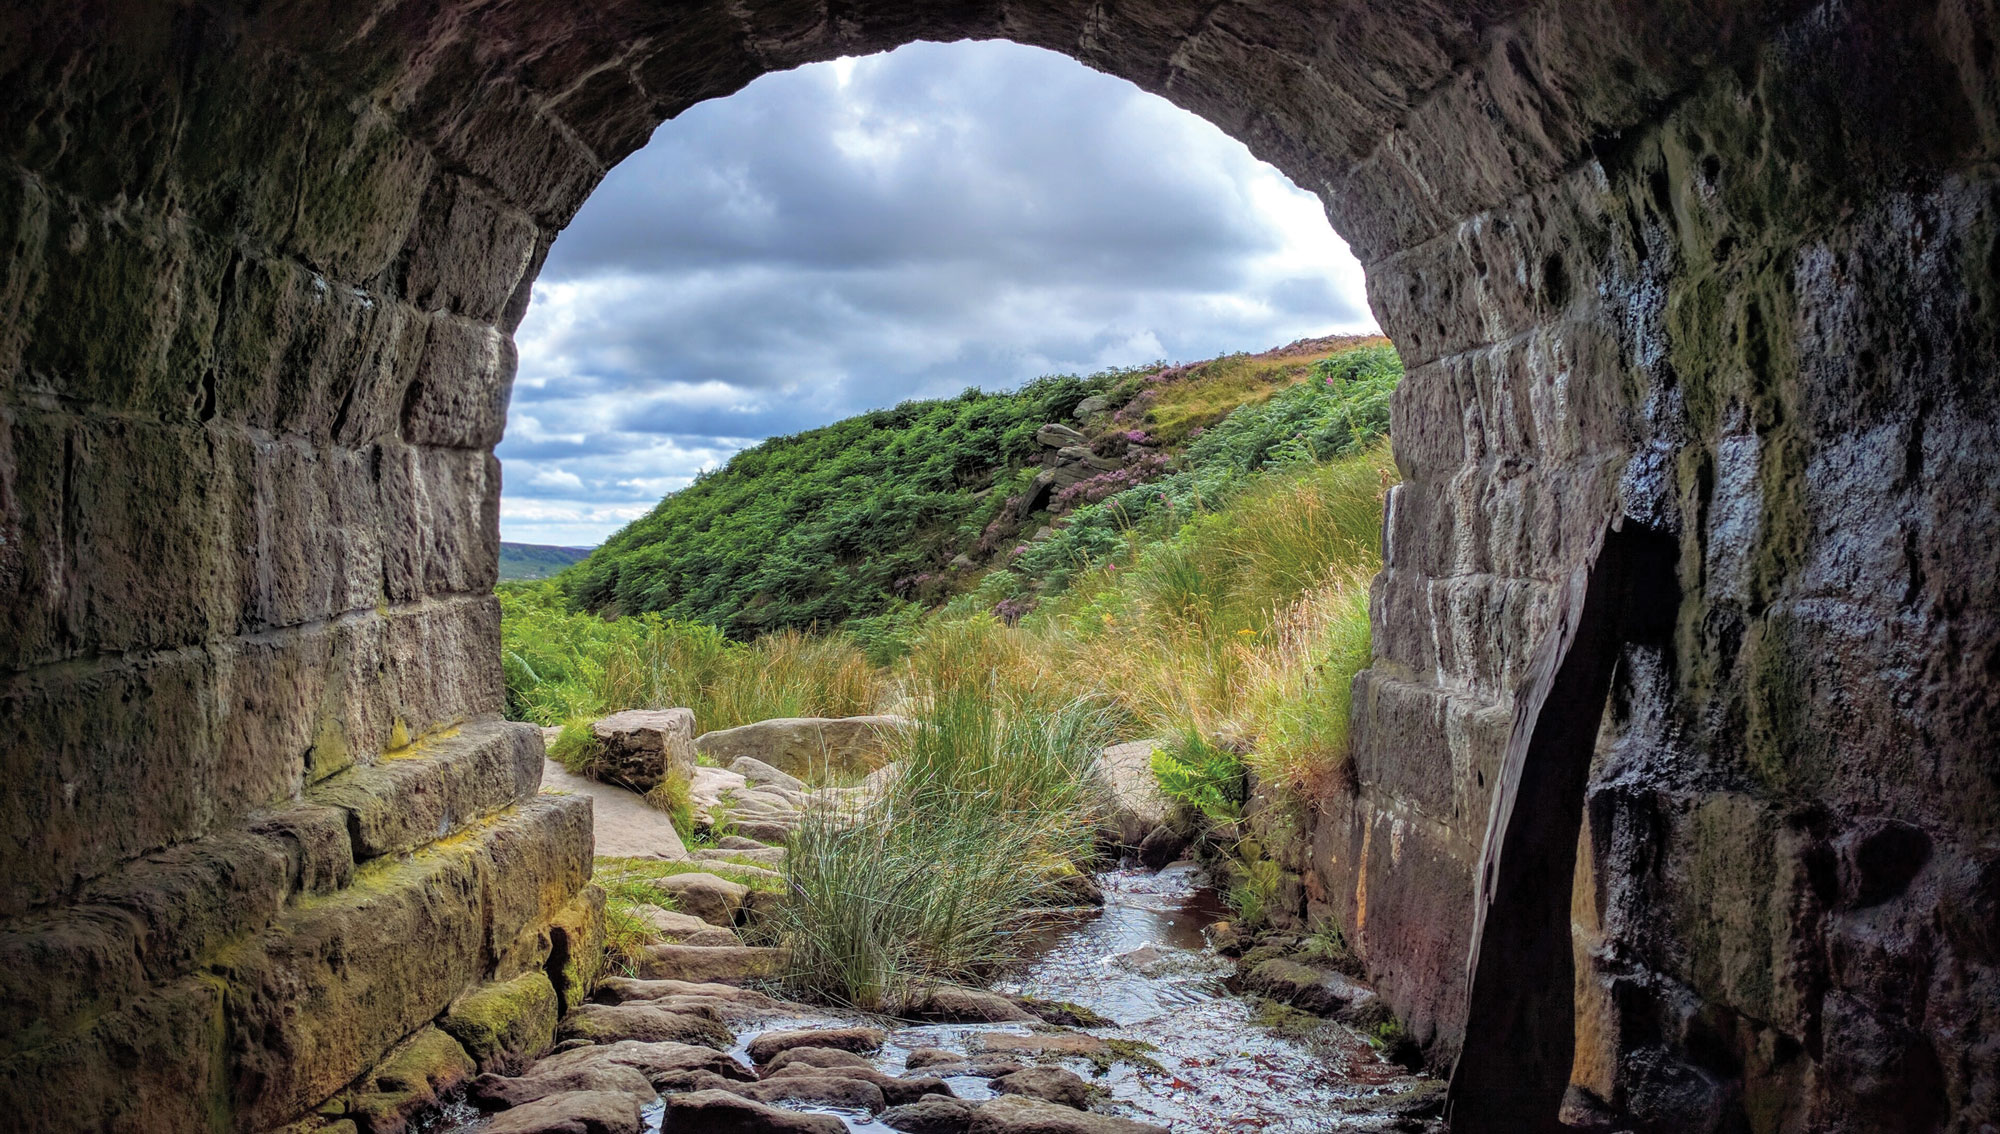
top-left (1150, 730), bottom-right (1248, 821)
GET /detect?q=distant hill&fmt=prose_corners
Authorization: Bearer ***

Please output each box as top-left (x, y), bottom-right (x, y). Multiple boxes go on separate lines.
top-left (499, 542), bottom-right (592, 581)
top-left (560, 334), bottom-right (1391, 636)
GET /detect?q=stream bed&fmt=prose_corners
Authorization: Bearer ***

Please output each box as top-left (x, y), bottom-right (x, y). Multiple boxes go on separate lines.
top-left (439, 861), bottom-right (1437, 1132)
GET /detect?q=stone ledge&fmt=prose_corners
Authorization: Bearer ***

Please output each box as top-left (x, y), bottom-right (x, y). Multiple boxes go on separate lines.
top-left (215, 793), bottom-right (592, 1130)
top-left (308, 716), bottom-right (542, 860)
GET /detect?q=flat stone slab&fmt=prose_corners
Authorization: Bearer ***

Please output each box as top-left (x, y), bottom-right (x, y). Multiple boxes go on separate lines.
top-left (540, 759), bottom-right (688, 860)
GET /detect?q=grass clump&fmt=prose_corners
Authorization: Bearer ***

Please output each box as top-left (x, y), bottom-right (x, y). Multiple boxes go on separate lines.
top-left (772, 655), bottom-right (1113, 1011)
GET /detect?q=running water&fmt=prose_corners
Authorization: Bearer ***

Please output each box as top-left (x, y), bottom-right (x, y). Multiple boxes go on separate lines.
top-left (438, 862), bottom-right (1437, 1132)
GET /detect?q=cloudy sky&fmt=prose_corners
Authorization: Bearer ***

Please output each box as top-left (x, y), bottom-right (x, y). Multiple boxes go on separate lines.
top-left (499, 40), bottom-right (1376, 547)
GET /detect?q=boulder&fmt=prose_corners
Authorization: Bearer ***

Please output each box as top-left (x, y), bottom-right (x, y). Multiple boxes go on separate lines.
top-left (1035, 423), bottom-right (1089, 449)
top-left (728, 757), bottom-right (806, 792)
top-left (716, 835), bottom-right (771, 850)
top-left (948, 553), bottom-right (976, 571)
top-left (745, 1026), bottom-right (885, 1065)
top-left (555, 1002), bottom-right (733, 1049)
top-left (1242, 959), bottom-right (1377, 1017)
top-left (1136, 824), bottom-right (1189, 869)
top-left (1054, 445), bottom-right (1121, 472)
top-left (480, 1089), bottom-right (645, 1134)
top-left (662, 1089), bottom-right (846, 1133)
top-left (694, 716), bottom-right (913, 778)
top-left (1092, 741), bottom-right (1170, 849)
top-left (587, 709), bottom-right (696, 792)
top-left (637, 944), bottom-right (788, 985)
top-left (649, 872), bottom-right (748, 926)
top-left (1072, 395), bottom-right (1111, 419)
top-left (899, 984), bottom-right (1036, 1023)
top-left (993, 1067), bottom-right (1092, 1109)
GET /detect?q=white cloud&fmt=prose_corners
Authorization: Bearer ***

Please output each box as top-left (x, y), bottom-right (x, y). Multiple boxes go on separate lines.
top-left (499, 39), bottom-right (1377, 546)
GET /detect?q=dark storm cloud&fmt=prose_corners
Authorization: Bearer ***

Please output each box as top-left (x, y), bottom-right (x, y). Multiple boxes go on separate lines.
top-left (499, 40), bottom-right (1375, 546)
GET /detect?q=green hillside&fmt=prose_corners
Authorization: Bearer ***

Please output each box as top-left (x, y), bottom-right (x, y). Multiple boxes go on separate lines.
top-left (499, 542), bottom-right (592, 581)
top-left (559, 335), bottom-right (1394, 637)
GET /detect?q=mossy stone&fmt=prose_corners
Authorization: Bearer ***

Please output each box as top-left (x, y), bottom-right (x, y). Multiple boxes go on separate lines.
top-left (439, 970), bottom-right (559, 1074)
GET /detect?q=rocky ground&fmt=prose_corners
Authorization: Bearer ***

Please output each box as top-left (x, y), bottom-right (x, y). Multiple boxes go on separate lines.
top-left (467, 719), bottom-right (1440, 1133)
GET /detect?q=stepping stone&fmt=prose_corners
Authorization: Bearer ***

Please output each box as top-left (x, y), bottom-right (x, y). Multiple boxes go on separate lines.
top-left (480, 1089), bottom-right (645, 1134)
top-left (469, 1061), bottom-right (657, 1110)
top-left (637, 944), bottom-right (787, 985)
top-left (762, 1062), bottom-right (954, 1106)
top-left (975, 1095), bottom-right (1168, 1133)
top-left (879, 1095), bottom-right (979, 1134)
top-left (689, 1068), bottom-right (887, 1112)
top-left (898, 984), bottom-right (1035, 1023)
top-left (556, 1002), bottom-right (732, 1049)
top-left (528, 1039), bottom-right (755, 1092)
top-left (650, 872), bottom-right (748, 926)
top-left (745, 1025), bottom-right (885, 1065)
top-left (967, 1032), bottom-right (1109, 1058)
top-left (663, 1089), bottom-right (846, 1132)
top-left (762, 1047), bottom-right (874, 1074)
top-left (994, 1066), bottom-right (1092, 1109)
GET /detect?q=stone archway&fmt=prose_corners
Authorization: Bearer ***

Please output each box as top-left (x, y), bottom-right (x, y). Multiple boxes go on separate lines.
top-left (1, 2), bottom-right (1994, 1131)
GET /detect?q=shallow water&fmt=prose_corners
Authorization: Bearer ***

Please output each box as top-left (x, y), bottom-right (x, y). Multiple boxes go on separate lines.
top-left (449, 862), bottom-right (1433, 1132)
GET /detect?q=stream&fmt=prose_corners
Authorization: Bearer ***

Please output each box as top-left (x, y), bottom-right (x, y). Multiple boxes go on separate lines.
top-left (439, 861), bottom-right (1436, 1132)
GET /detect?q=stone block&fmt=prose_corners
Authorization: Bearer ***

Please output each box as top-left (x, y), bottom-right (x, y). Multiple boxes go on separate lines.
top-left (402, 315), bottom-right (516, 449)
top-left (0, 649), bottom-right (219, 918)
top-left (440, 969), bottom-right (559, 1073)
top-left (584, 708), bottom-right (696, 792)
top-left (0, 903), bottom-right (148, 1060)
top-left (249, 804), bottom-right (357, 896)
top-left (67, 416), bottom-right (241, 655)
top-left (400, 174), bottom-right (541, 322)
top-left (286, 103), bottom-right (436, 282)
top-left (228, 434), bottom-right (382, 632)
top-left (0, 167), bottom-right (50, 385)
top-left (477, 794), bottom-right (595, 966)
top-left (21, 197), bottom-right (217, 419)
top-left (308, 717), bottom-right (542, 860)
top-left (215, 616), bottom-right (398, 806)
top-left (0, 974), bottom-right (226, 1134)
top-left (544, 884), bottom-right (608, 1009)
top-left (0, 404), bottom-right (75, 668)
top-left (376, 441), bottom-right (501, 602)
top-left (215, 833), bottom-right (488, 1129)
top-left (337, 1024), bottom-right (477, 1134)
top-left (382, 594), bottom-right (506, 736)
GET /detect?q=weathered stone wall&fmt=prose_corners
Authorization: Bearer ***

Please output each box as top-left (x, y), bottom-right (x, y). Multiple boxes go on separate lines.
top-left (0, 0), bottom-right (1991, 1130)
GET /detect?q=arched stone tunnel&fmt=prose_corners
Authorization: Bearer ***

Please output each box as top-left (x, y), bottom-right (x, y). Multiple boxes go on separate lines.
top-left (1, 1), bottom-right (1994, 1131)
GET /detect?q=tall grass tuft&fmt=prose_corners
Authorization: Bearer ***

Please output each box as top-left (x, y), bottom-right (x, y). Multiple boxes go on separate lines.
top-left (773, 656), bottom-right (1111, 1010)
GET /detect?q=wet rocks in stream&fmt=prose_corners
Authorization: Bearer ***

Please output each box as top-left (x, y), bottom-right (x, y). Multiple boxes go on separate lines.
top-left (446, 862), bottom-right (1437, 1134)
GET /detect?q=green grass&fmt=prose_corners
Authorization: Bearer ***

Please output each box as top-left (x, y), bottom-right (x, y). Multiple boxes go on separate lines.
top-left (500, 589), bottom-right (883, 729)
top-left (771, 662), bottom-right (1114, 1011)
